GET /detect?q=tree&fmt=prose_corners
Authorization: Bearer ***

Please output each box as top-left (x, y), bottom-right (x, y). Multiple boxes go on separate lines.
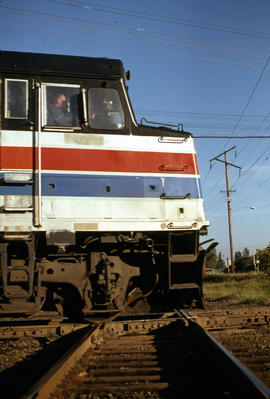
top-left (234, 251), bottom-right (242, 265)
top-left (256, 244), bottom-right (270, 271)
top-left (235, 256), bottom-right (253, 272)
top-left (234, 249), bottom-right (253, 272)
top-left (216, 251), bottom-right (225, 269)
top-left (206, 247), bottom-right (218, 269)
top-left (243, 247), bottom-right (250, 258)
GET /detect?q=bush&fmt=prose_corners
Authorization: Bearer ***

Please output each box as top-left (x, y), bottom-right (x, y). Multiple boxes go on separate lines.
top-left (256, 245), bottom-right (270, 271)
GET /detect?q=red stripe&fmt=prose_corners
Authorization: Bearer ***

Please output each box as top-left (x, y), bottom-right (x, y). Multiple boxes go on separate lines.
top-left (0, 146), bottom-right (34, 169)
top-left (0, 146), bottom-right (197, 174)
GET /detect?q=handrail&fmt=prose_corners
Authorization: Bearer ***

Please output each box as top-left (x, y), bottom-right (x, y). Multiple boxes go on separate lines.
top-left (140, 117), bottom-right (184, 131)
top-left (159, 164), bottom-right (189, 172)
top-left (34, 83), bottom-right (42, 227)
top-left (158, 136), bottom-right (188, 143)
top-left (160, 193), bottom-right (191, 200)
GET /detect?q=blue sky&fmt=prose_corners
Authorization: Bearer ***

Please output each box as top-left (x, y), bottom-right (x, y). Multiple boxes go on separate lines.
top-left (1, 0), bottom-right (270, 261)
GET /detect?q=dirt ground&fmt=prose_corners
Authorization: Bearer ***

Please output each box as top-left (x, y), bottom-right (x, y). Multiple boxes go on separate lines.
top-left (212, 326), bottom-right (270, 389)
top-left (203, 296), bottom-right (270, 389)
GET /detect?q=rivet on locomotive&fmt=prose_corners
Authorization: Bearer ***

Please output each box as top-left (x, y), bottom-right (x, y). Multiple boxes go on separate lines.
top-left (0, 51), bottom-right (213, 319)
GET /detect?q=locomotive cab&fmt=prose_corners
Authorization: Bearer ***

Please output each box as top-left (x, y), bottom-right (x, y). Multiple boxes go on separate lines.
top-left (0, 51), bottom-right (209, 318)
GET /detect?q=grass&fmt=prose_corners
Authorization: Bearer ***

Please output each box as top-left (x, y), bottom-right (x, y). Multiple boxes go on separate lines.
top-left (203, 271), bottom-right (270, 306)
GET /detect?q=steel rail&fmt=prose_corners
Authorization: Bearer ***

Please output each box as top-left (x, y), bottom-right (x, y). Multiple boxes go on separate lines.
top-left (177, 308), bottom-right (270, 399)
top-left (20, 324), bottom-right (100, 399)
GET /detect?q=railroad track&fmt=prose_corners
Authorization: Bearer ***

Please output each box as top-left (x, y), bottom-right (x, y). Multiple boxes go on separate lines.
top-left (0, 310), bottom-right (122, 339)
top-left (20, 309), bottom-right (270, 399)
top-left (1, 305), bottom-right (269, 339)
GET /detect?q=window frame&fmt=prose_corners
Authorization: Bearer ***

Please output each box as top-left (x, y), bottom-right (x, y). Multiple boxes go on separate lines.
top-left (41, 82), bottom-right (82, 130)
top-left (88, 86), bottom-right (126, 131)
top-left (4, 78), bottom-right (29, 120)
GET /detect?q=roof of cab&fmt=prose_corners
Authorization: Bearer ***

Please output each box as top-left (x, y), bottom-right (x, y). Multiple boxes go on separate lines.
top-left (0, 50), bottom-right (126, 79)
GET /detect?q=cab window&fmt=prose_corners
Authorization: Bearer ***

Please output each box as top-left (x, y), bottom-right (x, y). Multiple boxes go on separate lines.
top-left (88, 88), bottom-right (125, 130)
top-left (43, 84), bottom-right (81, 127)
top-left (5, 79), bottom-right (28, 119)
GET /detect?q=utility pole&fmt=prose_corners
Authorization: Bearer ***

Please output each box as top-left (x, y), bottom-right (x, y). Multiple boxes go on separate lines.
top-left (210, 146), bottom-right (241, 273)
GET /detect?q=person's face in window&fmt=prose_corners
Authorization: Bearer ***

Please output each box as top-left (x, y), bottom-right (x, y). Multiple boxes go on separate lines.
top-left (56, 94), bottom-right (67, 108)
top-left (103, 98), bottom-right (113, 110)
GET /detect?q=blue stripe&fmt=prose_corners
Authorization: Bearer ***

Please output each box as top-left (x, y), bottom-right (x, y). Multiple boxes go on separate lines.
top-left (0, 173), bottom-right (201, 199)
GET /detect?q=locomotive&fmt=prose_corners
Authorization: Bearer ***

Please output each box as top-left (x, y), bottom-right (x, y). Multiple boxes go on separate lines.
top-left (0, 50), bottom-right (210, 319)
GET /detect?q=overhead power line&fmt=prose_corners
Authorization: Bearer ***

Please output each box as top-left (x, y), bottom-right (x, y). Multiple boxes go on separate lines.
top-left (1, 22), bottom-right (268, 69)
top-left (235, 109), bottom-right (270, 161)
top-left (1, 6), bottom-right (270, 61)
top-left (221, 55), bottom-right (270, 150)
top-left (48, 0), bottom-right (270, 41)
top-left (232, 170), bottom-right (270, 206)
top-left (203, 55), bottom-right (270, 194)
top-left (193, 135), bottom-right (270, 138)
top-left (135, 109), bottom-right (270, 119)
top-left (230, 142), bottom-right (270, 190)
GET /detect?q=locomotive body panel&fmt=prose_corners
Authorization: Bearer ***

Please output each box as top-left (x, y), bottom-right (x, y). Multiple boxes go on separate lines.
top-left (0, 128), bottom-right (206, 234)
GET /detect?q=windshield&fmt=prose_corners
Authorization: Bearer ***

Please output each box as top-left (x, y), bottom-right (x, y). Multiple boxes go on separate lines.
top-left (88, 88), bottom-right (125, 130)
top-left (44, 85), bottom-right (81, 127)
